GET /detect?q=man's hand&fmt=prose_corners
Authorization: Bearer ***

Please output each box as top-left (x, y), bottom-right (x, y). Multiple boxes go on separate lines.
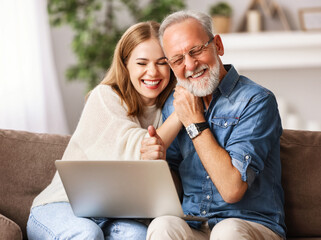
top-left (173, 86), bottom-right (205, 127)
top-left (140, 125), bottom-right (166, 160)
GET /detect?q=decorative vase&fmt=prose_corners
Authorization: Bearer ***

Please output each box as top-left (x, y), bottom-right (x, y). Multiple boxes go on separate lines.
top-left (246, 10), bottom-right (262, 32)
top-left (212, 16), bottom-right (231, 34)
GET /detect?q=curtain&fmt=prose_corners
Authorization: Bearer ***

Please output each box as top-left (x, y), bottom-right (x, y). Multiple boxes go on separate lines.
top-left (0, 0), bottom-right (69, 134)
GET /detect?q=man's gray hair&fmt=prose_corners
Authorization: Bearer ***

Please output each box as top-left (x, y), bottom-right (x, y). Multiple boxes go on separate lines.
top-left (159, 10), bottom-right (214, 47)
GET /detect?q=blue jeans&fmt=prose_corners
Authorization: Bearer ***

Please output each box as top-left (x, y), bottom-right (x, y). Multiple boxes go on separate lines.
top-left (27, 202), bottom-right (147, 240)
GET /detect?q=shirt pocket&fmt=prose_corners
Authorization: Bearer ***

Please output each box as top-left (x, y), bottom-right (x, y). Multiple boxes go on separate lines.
top-left (211, 117), bottom-right (239, 129)
top-left (210, 117), bottom-right (240, 147)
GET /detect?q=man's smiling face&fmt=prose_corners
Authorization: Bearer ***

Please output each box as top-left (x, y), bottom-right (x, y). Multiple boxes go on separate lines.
top-left (162, 18), bottom-right (222, 96)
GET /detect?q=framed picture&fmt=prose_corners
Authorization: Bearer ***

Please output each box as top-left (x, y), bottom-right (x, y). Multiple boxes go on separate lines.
top-left (299, 7), bottom-right (321, 31)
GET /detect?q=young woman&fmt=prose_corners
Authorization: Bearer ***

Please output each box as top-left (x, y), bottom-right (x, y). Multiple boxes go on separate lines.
top-left (27, 21), bottom-right (181, 240)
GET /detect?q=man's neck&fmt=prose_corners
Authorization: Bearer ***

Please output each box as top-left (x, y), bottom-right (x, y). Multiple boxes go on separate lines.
top-left (202, 95), bottom-right (212, 109)
top-left (202, 64), bottom-right (227, 109)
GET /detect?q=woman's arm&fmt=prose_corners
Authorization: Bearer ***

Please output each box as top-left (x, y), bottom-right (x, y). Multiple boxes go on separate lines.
top-left (140, 112), bottom-right (182, 160)
top-left (157, 111), bottom-right (182, 149)
top-left (65, 85), bottom-right (162, 161)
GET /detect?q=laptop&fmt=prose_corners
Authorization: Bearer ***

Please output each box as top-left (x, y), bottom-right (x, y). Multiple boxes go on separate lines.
top-left (55, 160), bottom-right (207, 221)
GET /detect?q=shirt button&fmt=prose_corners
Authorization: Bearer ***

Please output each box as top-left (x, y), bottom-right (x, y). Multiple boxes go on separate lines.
top-left (206, 175), bottom-right (210, 179)
top-left (245, 155), bottom-right (250, 160)
top-left (207, 195), bottom-right (211, 200)
top-left (224, 122), bottom-right (228, 127)
top-left (202, 210), bottom-right (207, 215)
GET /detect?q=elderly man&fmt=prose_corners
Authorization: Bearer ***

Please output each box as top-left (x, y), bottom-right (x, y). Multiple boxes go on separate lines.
top-left (141, 10), bottom-right (286, 240)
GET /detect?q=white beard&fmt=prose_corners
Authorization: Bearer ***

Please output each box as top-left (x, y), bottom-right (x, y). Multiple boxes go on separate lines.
top-left (177, 56), bottom-right (221, 97)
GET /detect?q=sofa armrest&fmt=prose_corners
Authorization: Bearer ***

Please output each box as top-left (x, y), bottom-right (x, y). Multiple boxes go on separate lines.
top-left (0, 129), bottom-right (70, 239)
top-left (0, 214), bottom-right (22, 240)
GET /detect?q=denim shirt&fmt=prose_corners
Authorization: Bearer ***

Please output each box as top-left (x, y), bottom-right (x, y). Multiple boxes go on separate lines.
top-left (162, 65), bottom-right (286, 238)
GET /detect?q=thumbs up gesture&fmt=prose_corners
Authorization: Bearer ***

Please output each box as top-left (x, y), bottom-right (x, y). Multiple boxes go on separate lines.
top-left (140, 125), bottom-right (166, 160)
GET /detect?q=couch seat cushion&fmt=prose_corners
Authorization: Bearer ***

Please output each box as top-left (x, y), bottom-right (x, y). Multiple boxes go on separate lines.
top-left (0, 213), bottom-right (22, 240)
top-left (0, 129), bottom-right (70, 239)
top-left (281, 129), bottom-right (321, 238)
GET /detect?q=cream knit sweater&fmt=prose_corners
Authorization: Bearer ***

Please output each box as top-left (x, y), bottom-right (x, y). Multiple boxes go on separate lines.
top-left (32, 85), bottom-right (163, 208)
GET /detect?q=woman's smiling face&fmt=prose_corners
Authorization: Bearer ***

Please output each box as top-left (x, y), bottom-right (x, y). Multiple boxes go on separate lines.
top-left (126, 37), bottom-right (171, 106)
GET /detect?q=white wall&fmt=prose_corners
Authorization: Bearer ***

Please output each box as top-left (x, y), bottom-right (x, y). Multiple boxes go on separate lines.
top-left (50, 25), bottom-right (87, 133)
top-left (51, 0), bottom-right (321, 133)
top-left (220, 31), bottom-right (321, 130)
top-left (241, 67), bottom-right (321, 131)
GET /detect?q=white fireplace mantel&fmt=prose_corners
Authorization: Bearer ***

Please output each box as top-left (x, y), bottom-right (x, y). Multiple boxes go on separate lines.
top-left (220, 31), bottom-right (321, 71)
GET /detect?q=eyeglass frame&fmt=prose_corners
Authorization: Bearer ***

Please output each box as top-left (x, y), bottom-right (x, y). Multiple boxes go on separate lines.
top-left (166, 37), bottom-right (214, 67)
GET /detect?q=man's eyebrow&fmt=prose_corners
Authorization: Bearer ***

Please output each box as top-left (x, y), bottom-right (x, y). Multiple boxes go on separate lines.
top-left (170, 53), bottom-right (182, 59)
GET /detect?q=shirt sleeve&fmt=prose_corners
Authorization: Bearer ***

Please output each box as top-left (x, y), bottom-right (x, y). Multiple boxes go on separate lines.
top-left (225, 90), bottom-right (282, 186)
top-left (62, 85), bottom-right (151, 161)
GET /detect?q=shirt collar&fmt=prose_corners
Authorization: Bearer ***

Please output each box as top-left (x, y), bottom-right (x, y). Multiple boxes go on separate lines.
top-left (218, 64), bottom-right (239, 98)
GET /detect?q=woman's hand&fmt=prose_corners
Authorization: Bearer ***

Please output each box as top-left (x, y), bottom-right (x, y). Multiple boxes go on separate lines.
top-left (140, 126), bottom-right (166, 160)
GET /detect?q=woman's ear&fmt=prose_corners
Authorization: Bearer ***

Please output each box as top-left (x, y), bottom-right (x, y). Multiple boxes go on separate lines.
top-left (214, 35), bottom-right (224, 56)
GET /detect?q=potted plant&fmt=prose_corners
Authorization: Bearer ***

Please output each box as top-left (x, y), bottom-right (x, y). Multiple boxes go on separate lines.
top-left (47, 0), bottom-right (185, 91)
top-left (209, 2), bottom-right (233, 34)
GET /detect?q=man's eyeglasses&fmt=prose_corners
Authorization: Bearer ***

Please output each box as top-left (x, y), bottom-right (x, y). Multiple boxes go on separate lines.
top-left (166, 37), bottom-right (214, 67)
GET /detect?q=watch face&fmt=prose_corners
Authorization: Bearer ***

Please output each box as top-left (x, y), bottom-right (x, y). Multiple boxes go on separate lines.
top-left (186, 124), bottom-right (199, 139)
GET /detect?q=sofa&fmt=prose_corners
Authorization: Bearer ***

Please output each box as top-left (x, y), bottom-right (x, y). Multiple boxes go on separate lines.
top-left (0, 128), bottom-right (321, 240)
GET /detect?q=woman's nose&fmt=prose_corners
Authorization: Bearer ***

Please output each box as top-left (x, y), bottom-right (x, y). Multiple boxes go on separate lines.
top-left (147, 64), bottom-right (158, 76)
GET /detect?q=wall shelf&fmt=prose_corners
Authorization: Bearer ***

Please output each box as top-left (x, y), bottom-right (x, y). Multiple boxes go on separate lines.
top-left (220, 31), bottom-right (321, 70)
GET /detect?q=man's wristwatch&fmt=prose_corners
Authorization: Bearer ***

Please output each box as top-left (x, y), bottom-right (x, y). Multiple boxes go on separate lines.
top-left (186, 122), bottom-right (209, 139)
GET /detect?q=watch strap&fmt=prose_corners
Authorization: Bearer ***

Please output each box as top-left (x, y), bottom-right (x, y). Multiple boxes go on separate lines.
top-left (195, 122), bottom-right (209, 132)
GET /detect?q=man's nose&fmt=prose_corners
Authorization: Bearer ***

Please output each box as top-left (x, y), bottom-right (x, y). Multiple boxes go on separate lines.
top-left (184, 54), bottom-right (197, 71)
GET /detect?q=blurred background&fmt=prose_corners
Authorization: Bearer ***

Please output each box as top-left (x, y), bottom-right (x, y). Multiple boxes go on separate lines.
top-left (1, 0), bottom-right (321, 135)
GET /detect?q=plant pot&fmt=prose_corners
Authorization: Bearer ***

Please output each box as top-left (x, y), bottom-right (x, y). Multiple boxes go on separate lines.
top-left (211, 16), bottom-right (231, 34)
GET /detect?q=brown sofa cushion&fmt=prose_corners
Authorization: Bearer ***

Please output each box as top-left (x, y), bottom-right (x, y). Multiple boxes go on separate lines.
top-left (0, 129), bottom-right (70, 239)
top-left (0, 214), bottom-right (22, 240)
top-left (281, 129), bottom-right (321, 238)
top-left (1, 128), bottom-right (321, 239)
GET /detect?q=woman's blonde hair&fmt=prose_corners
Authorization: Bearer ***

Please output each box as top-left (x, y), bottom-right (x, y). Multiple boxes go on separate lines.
top-left (100, 21), bottom-right (176, 116)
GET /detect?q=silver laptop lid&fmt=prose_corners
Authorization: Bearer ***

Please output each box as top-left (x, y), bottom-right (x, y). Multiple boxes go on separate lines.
top-left (55, 160), bottom-right (185, 219)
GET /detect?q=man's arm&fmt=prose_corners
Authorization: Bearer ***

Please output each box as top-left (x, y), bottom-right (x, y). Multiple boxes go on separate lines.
top-left (173, 86), bottom-right (247, 203)
top-left (190, 128), bottom-right (248, 203)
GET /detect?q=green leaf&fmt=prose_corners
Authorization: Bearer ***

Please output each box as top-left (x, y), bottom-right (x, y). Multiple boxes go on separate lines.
top-left (48, 0), bottom-right (185, 91)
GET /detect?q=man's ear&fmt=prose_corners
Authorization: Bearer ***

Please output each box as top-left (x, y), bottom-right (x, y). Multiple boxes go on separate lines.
top-left (214, 35), bottom-right (224, 56)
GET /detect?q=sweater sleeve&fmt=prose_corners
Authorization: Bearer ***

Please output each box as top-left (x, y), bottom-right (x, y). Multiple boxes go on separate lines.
top-left (62, 85), bottom-right (152, 161)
